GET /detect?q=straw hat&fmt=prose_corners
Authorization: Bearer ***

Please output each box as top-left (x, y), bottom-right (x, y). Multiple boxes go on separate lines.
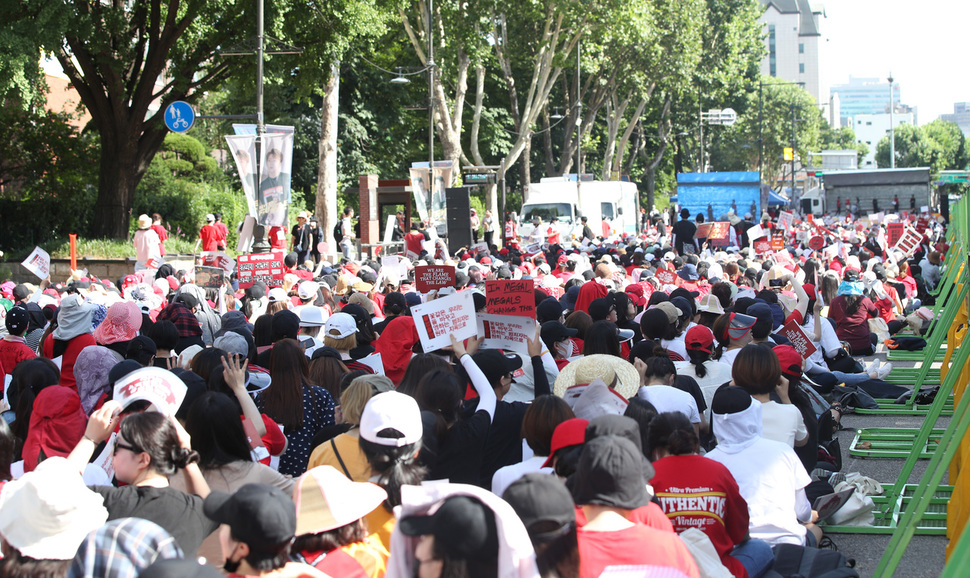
top-left (293, 466), bottom-right (387, 536)
top-left (554, 355), bottom-right (640, 399)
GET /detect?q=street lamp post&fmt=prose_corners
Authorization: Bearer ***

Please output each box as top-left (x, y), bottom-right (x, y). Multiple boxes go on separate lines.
top-left (888, 74), bottom-right (895, 169)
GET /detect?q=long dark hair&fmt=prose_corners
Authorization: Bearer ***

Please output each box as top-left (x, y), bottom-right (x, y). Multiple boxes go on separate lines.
top-left (416, 369), bottom-right (464, 438)
top-left (308, 356), bottom-right (349, 402)
top-left (261, 339), bottom-right (311, 430)
top-left (292, 519), bottom-right (367, 556)
top-left (686, 349), bottom-right (710, 378)
top-left (843, 293), bottom-right (863, 316)
top-left (10, 358), bottom-right (60, 448)
top-left (398, 354), bottom-right (452, 398)
top-left (360, 438), bottom-right (426, 510)
top-left (646, 411), bottom-right (699, 459)
top-left (0, 548), bottom-right (71, 577)
top-left (184, 392), bottom-right (253, 469)
top-left (582, 320), bottom-right (621, 357)
top-left (119, 411), bottom-right (198, 476)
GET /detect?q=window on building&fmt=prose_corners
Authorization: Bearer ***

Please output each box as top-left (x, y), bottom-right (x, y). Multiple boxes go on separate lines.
top-left (866, 121), bottom-right (872, 126)
top-left (768, 25), bottom-right (776, 76)
top-left (799, 63), bottom-right (805, 73)
top-left (799, 43), bottom-right (804, 54)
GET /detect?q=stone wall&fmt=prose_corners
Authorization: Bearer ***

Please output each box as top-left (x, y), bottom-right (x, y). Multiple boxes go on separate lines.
top-left (1, 256), bottom-right (198, 285)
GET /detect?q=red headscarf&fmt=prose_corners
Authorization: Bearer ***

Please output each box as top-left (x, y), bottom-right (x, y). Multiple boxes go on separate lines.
top-left (573, 281), bottom-right (608, 315)
top-left (22, 386), bottom-right (87, 472)
top-left (373, 316), bottom-right (419, 385)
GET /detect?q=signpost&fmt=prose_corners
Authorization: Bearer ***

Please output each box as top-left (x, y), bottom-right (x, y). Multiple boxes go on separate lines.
top-left (164, 101), bottom-right (195, 133)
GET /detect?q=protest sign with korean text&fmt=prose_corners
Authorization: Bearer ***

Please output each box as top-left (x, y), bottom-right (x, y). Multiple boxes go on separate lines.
top-left (780, 319), bottom-right (818, 360)
top-left (486, 279), bottom-right (536, 318)
top-left (753, 238), bottom-right (772, 255)
top-left (655, 269), bottom-right (676, 285)
top-left (887, 222), bottom-right (905, 246)
top-left (236, 251), bottom-right (286, 289)
top-left (893, 227), bottom-right (922, 256)
top-left (411, 290), bottom-right (477, 352)
top-left (114, 367), bottom-right (188, 415)
top-left (21, 247), bottom-right (50, 280)
top-left (777, 211), bottom-right (794, 231)
top-left (415, 265), bottom-right (456, 293)
top-left (477, 314), bottom-right (536, 355)
top-left (196, 266), bottom-right (225, 289)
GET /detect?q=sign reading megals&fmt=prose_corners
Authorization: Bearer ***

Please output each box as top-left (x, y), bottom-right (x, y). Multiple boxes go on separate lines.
top-left (236, 251), bottom-right (286, 289)
top-left (21, 246), bottom-right (50, 280)
top-left (113, 367), bottom-right (188, 415)
top-left (477, 314), bottom-right (536, 355)
top-left (780, 319), bottom-right (817, 360)
top-left (486, 280), bottom-right (536, 318)
top-left (415, 265), bottom-right (456, 293)
top-left (411, 290), bottom-right (477, 352)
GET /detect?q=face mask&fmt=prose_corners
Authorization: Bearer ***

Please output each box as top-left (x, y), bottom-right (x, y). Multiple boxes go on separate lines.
top-left (556, 340), bottom-right (573, 358)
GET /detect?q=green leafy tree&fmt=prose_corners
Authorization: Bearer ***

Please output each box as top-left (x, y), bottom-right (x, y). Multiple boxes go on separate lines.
top-left (875, 120), bottom-right (967, 173)
top-left (820, 125), bottom-right (869, 166)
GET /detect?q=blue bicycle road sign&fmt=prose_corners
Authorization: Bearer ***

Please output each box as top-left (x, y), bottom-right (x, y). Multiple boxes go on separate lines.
top-left (164, 101), bottom-right (195, 133)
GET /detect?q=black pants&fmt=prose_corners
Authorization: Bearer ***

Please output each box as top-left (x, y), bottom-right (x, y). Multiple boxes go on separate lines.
top-left (484, 231), bottom-right (494, 246)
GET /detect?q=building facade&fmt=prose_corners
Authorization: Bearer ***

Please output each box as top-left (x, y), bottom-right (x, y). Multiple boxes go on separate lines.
top-left (758, 0), bottom-right (825, 103)
top-left (829, 76), bottom-right (901, 127)
top-left (940, 103), bottom-right (970, 136)
top-left (850, 112), bottom-right (916, 169)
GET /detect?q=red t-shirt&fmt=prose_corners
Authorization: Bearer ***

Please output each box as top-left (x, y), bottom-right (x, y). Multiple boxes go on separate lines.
top-left (42, 333), bottom-right (97, 390)
top-left (199, 224), bottom-right (220, 252)
top-left (874, 285), bottom-right (900, 324)
top-left (828, 294), bottom-right (878, 352)
top-left (270, 226), bottom-right (288, 251)
top-left (151, 223), bottom-right (168, 256)
top-left (0, 338), bottom-right (37, 384)
top-left (575, 502), bottom-right (674, 533)
top-left (404, 231), bottom-right (425, 256)
top-left (577, 523), bottom-right (699, 578)
top-left (652, 454), bottom-right (750, 578)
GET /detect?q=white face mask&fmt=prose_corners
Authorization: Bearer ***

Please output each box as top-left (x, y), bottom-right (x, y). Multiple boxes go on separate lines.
top-left (556, 340), bottom-right (573, 358)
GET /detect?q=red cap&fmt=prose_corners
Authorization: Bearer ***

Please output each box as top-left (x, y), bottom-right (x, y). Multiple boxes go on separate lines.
top-left (773, 344), bottom-right (803, 376)
top-left (624, 284), bottom-right (647, 307)
top-left (542, 418), bottom-right (589, 468)
top-left (685, 325), bottom-right (715, 354)
top-left (558, 254), bottom-right (568, 264)
top-left (480, 256), bottom-right (492, 265)
top-left (802, 284), bottom-right (816, 300)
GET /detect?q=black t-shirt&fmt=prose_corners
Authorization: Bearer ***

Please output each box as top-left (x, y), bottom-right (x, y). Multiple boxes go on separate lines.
top-left (671, 220), bottom-right (697, 254)
top-left (463, 399), bottom-right (527, 488)
top-left (93, 485), bottom-right (219, 554)
top-left (425, 409), bottom-right (491, 485)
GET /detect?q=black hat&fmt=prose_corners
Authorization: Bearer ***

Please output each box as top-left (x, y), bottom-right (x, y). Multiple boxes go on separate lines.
top-left (310, 345), bottom-right (341, 361)
top-left (588, 297), bottom-right (613, 322)
top-left (271, 309), bottom-right (300, 341)
top-left (108, 360), bottom-right (142, 388)
top-left (472, 291), bottom-right (487, 311)
top-left (383, 292), bottom-right (408, 315)
top-left (746, 302), bottom-right (773, 324)
top-left (669, 296), bottom-right (693, 319)
top-left (203, 484), bottom-right (296, 553)
top-left (541, 321), bottom-right (578, 345)
top-left (569, 435), bottom-right (651, 510)
top-left (711, 385), bottom-right (753, 415)
top-left (472, 349), bottom-right (523, 386)
top-left (502, 474), bottom-right (576, 542)
top-left (536, 298), bottom-right (564, 324)
top-left (125, 335), bottom-right (158, 364)
top-left (12, 285), bottom-right (29, 302)
top-left (399, 495), bottom-right (498, 561)
top-left (140, 559), bottom-right (223, 578)
top-left (5, 305), bottom-right (29, 335)
top-left (178, 293), bottom-right (200, 310)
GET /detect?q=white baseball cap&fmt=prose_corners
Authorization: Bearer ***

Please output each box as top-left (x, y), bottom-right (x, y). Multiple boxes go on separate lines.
top-left (299, 307), bottom-right (327, 327)
top-left (360, 391), bottom-right (423, 447)
top-left (324, 312), bottom-right (357, 339)
top-left (298, 281), bottom-right (319, 300)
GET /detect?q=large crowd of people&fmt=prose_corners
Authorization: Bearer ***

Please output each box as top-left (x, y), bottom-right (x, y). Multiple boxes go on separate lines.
top-left (0, 204), bottom-right (947, 577)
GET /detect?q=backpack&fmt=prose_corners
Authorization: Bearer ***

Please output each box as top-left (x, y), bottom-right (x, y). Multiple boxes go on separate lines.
top-left (769, 543), bottom-right (858, 578)
top-left (334, 221), bottom-right (342, 241)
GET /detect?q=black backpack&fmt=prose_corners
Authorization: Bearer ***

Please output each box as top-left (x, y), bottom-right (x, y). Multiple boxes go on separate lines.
top-left (769, 543), bottom-right (858, 578)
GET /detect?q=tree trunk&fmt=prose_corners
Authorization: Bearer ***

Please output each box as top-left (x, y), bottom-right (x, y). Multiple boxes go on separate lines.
top-left (91, 139), bottom-right (141, 239)
top-left (542, 108), bottom-right (555, 176)
top-left (315, 63), bottom-right (340, 257)
top-left (519, 137), bottom-right (532, 194)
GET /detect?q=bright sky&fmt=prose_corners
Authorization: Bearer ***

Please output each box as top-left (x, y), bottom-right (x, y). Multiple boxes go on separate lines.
top-left (819, 1), bottom-right (969, 125)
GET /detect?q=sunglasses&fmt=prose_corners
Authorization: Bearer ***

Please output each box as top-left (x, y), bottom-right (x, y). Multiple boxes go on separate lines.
top-left (114, 441), bottom-right (143, 456)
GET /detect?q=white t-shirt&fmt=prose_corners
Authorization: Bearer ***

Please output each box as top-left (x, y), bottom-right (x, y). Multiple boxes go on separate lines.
top-left (718, 348), bottom-right (742, 368)
top-left (637, 385), bottom-right (701, 424)
top-left (759, 400), bottom-right (809, 448)
top-left (661, 337), bottom-right (689, 361)
top-left (491, 455), bottom-right (553, 498)
top-left (674, 360), bottom-right (733, 420)
top-left (707, 437), bottom-right (812, 546)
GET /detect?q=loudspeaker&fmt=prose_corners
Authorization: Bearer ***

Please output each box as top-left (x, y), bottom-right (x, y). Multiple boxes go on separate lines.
top-left (445, 187), bottom-right (473, 253)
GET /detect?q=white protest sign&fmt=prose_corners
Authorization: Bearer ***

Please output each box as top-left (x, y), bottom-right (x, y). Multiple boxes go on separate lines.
top-left (381, 256), bottom-right (402, 284)
top-left (893, 226), bottom-right (922, 257)
top-left (477, 314), bottom-right (536, 356)
top-left (237, 215), bottom-right (257, 253)
top-left (746, 224), bottom-right (765, 241)
top-left (471, 242), bottom-right (488, 253)
top-left (21, 246), bottom-right (50, 280)
top-left (113, 367), bottom-right (188, 416)
top-left (777, 211), bottom-right (794, 231)
top-left (561, 379), bottom-right (629, 420)
top-left (92, 432), bottom-right (118, 481)
top-left (411, 290), bottom-right (477, 352)
top-left (358, 352), bottom-right (385, 375)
